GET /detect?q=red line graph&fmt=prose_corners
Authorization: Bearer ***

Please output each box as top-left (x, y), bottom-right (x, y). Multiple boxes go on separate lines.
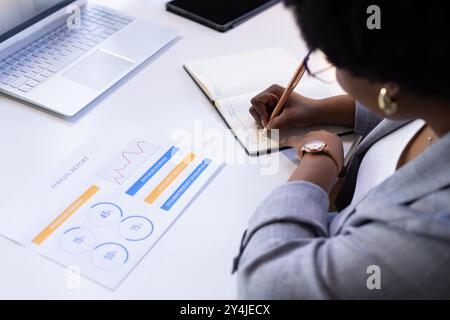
top-left (113, 141), bottom-right (147, 185)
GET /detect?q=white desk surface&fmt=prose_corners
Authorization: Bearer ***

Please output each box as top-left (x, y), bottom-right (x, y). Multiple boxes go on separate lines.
top-left (0, 0), bottom-right (352, 299)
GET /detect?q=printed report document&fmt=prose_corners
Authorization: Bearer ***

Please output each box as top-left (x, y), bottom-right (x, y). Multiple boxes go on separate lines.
top-left (0, 125), bottom-right (223, 289)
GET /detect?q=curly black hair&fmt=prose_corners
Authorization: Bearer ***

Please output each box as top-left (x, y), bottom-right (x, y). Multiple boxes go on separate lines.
top-left (285, 0), bottom-right (450, 99)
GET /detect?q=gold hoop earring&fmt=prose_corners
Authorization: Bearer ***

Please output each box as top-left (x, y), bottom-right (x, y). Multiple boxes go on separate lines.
top-left (378, 87), bottom-right (398, 115)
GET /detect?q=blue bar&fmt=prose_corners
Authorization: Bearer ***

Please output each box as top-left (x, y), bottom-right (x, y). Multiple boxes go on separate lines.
top-left (161, 159), bottom-right (212, 211)
top-left (126, 146), bottom-right (180, 196)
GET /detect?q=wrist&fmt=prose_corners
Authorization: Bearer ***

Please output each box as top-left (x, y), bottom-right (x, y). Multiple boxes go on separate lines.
top-left (289, 154), bottom-right (339, 193)
top-left (302, 153), bottom-right (339, 176)
top-left (298, 138), bottom-right (344, 176)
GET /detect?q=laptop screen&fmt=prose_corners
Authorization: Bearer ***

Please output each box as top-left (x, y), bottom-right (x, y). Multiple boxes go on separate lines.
top-left (0, 0), bottom-right (76, 43)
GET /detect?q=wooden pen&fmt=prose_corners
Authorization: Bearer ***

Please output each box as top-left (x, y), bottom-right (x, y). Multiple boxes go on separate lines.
top-left (266, 56), bottom-right (309, 127)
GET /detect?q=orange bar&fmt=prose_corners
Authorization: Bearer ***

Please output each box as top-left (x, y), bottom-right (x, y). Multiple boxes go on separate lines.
top-left (145, 153), bottom-right (195, 204)
top-left (32, 185), bottom-right (100, 245)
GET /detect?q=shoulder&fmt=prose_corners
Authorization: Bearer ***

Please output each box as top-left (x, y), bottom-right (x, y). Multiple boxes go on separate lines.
top-left (340, 186), bottom-right (450, 242)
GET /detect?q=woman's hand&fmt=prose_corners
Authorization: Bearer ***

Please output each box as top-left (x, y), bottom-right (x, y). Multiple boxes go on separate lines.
top-left (287, 131), bottom-right (345, 194)
top-left (249, 84), bottom-right (356, 130)
top-left (249, 84), bottom-right (319, 129)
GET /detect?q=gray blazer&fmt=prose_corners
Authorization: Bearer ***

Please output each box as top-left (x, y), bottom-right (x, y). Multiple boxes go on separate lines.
top-left (234, 102), bottom-right (450, 299)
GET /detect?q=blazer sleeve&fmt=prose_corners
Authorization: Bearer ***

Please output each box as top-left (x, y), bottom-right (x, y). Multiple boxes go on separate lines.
top-left (235, 182), bottom-right (450, 299)
top-left (354, 100), bottom-right (384, 137)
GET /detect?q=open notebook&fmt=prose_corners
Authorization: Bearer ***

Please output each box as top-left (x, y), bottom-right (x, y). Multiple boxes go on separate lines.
top-left (184, 48), bottom-right (352, 155)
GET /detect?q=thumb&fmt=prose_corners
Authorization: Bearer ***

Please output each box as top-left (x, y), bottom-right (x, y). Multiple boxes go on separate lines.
top-left (267, 113), bottom-right (291, 130)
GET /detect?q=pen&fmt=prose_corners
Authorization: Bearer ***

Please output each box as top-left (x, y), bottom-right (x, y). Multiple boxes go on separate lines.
top-left (264, 56), bottom-right (309, 130)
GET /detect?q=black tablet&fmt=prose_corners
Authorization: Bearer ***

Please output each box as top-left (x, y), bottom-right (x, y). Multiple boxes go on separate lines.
top-left (166, 0), bottom-right (280, 32)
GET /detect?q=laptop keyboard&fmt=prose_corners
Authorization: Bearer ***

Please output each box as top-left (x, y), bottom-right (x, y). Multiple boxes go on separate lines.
top-left (0, 6), bottom-right (133, 93)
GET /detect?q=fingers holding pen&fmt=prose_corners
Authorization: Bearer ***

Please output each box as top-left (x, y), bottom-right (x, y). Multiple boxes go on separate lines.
top-left (249, 92), bottom-right (279, 127)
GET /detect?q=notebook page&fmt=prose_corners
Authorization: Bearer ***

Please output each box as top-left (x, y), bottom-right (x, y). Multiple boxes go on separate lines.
top-left (184, 48), bottom-right (299, 101)
top-left (215, 93), bottom-right (278, 155)
top-left (294, 77), bottom-right (334, 99)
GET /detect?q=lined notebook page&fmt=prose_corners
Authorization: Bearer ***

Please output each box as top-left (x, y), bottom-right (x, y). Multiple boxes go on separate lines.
top-left (215, 93), bottom-right (279, 154)
top-left (294, 78), bottom-right (334, 99)
top-left (185, 48), bottom-right (299, 101)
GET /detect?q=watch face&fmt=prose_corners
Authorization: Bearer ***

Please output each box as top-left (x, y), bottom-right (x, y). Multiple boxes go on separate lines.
top-left (304, 141), bottom-right (327, 152)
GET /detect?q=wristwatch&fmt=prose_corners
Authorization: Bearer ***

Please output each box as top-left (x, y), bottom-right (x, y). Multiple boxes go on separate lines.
top-left (299, 140), bottom-right (344, 177)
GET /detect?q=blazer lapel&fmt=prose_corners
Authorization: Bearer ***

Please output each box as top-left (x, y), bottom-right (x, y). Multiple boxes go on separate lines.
top-left (354, 119), bottom-right (412, 156)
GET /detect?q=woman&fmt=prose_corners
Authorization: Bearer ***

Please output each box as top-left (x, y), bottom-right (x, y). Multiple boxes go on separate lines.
top-left (234, 0), bottom-right (450, 299)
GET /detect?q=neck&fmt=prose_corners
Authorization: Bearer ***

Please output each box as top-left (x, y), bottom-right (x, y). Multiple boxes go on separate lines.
top-left (416, 100), bottom-right (450, 138)
top-left (425, 115), bottom-right (450, 138)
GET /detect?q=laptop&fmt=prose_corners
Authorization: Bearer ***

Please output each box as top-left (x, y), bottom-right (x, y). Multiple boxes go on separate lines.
top-left (0, 0), bottom-right (178, 117)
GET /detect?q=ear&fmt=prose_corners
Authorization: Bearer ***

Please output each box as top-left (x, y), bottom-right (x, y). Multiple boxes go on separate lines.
top-left (383, 82), bottom-right (401, 99)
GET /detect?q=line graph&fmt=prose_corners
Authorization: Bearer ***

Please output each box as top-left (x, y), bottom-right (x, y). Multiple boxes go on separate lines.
top-left (113, 140), bottom-right (146, 185)
top-left (97, 139), bottom-right (159, 185)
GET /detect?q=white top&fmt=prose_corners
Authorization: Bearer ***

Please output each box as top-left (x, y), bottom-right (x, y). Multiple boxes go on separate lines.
top-left (351, 119), bottom-right (426, 206)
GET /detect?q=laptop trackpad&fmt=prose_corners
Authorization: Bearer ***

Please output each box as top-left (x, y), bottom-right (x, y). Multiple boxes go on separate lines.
top-left (63, 50), bottom-right (134, 91)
